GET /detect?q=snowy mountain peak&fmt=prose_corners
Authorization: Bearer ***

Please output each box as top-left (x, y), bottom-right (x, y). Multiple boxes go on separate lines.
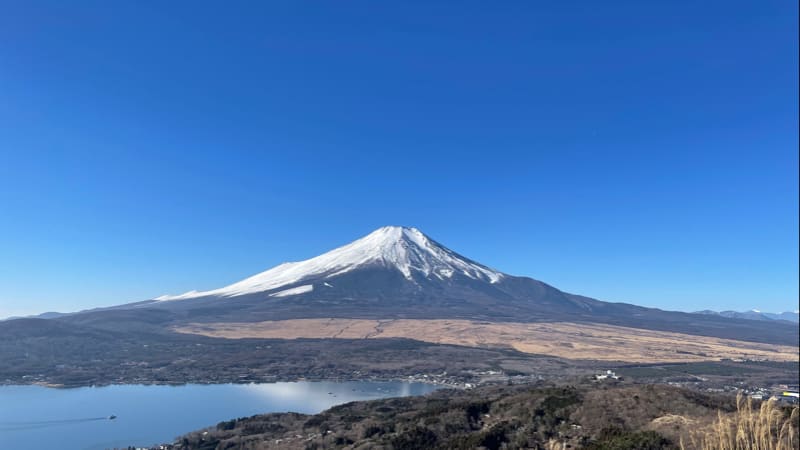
top-left (155, 226), bottom-right (504, 301)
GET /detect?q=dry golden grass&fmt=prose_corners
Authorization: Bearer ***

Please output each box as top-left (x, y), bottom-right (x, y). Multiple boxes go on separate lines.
top-left (174, 318), bottom-right (799, 363)
top-left (545, 439), bottom-right (568, 450)
top-left (651, 414), bottom-right (698, 428)
top-left (682, 394), bottom-right (799, 450)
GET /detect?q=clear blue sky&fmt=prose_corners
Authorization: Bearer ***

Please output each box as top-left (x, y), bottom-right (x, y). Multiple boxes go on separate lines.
top-left (1, 1), bottom-right (797, 318)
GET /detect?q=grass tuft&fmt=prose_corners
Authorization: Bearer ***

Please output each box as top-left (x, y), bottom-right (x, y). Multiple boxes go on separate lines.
top-left (682, 393), bottom-right (798, 450)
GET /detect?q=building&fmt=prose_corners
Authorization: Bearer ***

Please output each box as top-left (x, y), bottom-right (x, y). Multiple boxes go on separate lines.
top-left (594, 370), bottom-right (621, 381)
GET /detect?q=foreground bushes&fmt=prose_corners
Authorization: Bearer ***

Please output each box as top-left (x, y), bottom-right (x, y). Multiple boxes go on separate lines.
top-left (683, 394), bottom-right (798, 450)
top-left (150, 384), bottom-right (800, 450)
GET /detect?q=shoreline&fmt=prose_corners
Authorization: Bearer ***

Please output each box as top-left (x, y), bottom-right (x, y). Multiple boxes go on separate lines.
top-left (2, 374), bottom-right (488, 390)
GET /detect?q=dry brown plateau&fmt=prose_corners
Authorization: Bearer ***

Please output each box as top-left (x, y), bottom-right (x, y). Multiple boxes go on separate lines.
top-left (174, 319), bottom-right (799, 363)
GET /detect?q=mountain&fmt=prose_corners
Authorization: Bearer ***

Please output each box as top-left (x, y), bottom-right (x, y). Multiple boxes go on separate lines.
top-left (57, 225), bottom-right (794, 347)
top-left (695, 309), bottom-right (799, 323)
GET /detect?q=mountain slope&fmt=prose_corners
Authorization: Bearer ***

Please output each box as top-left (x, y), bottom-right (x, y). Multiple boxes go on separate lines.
top-left (124, 226), bottom-right (608, 324)
top-left (154, 226), bottom-right (503, 301)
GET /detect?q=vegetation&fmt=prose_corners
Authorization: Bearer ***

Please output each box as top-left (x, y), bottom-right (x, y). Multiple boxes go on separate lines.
top-left (137, 383), bottom-right (798, 450)
top-left (615, 361), bottom-right (799, 388)
top-left (683, 393), bottom-right (799, 450)
top-left (0, 318), bottom-right (579, 387)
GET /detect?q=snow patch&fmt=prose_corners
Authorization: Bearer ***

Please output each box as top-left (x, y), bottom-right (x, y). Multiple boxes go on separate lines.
top-left (269, 284), bottom-right (314, 298)
top-left (155, 291), bottom-right (201, 301)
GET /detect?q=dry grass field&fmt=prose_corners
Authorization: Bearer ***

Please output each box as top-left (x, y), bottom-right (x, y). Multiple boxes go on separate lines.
top-left (174, 318), bottom-right (799, 363)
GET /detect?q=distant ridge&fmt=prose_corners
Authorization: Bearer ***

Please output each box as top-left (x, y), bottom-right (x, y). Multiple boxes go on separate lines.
top-left (695, 309), bottom-right (799, 323)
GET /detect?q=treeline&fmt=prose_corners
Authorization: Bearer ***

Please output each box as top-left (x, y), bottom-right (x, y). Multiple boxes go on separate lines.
top-left (0, 318), bottom-right (565, 387)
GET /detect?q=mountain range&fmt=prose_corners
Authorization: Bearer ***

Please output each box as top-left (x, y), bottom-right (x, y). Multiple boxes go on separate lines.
top-left (695, 309), bottom-right (799, 323)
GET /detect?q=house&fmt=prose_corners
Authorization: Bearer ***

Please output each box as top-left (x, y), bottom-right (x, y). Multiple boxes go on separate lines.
top-left (594, 370), bottom-right (621, 381)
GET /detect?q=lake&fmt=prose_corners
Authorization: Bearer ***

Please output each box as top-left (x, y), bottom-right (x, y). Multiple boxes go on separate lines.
top-left (0, 381), bottom-right (441, 450)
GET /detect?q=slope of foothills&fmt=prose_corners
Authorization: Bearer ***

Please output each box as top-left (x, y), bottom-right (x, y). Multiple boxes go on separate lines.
top-left (140, 382), bottom-right (799, 450)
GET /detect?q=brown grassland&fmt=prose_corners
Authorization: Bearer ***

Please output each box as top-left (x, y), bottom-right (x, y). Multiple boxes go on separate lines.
top-left (174, 318), bottom-right (799, 363)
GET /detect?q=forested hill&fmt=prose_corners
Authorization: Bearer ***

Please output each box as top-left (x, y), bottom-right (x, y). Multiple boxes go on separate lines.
top-left (140, 382), bottom-right (799, 450)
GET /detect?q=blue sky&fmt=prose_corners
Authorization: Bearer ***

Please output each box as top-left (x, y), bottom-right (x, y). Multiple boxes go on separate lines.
top-left (0, 1), bottom-right (797, 318)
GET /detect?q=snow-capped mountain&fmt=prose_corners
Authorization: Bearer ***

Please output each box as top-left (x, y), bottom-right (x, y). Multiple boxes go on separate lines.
top-left (49, 226), bottom-right (796, 347)
top-left (140, 225), bottom-right (604, 323)
top-left (695, 309), bottom-right (799, 323)
top-left (156, 226), bottom-right (503, 301)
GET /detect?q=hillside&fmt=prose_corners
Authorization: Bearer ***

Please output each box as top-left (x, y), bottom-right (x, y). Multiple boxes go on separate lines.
top-left (143, 382), bottom-right (799, 450)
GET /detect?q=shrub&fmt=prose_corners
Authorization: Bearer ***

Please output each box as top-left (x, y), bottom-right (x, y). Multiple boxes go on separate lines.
top-left (390, 426), bottom-right (438, 450)
top-left (217, 419), bottom-right (237, 430)
top-left (465, 400), bottom-right (491, 422)
top-left (585, 427), bottom-right (672, 450)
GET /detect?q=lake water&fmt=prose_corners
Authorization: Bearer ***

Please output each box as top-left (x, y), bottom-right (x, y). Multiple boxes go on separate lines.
top-left (0, 381), bottom-right (440, 450)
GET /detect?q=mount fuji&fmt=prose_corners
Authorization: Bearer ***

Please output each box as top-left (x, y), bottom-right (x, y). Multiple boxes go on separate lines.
top-left (61, 225), bottom-right (793, 347)
top-left (117, 225), bottom-right (597, 322)
top-left (154, 226), bottom-right (504, 301)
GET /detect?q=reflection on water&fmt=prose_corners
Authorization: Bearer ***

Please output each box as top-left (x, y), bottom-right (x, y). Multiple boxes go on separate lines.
top-left (239, 380), bottom-right (419, 409)
top-left (0, 381), bottom-right (440, 450)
